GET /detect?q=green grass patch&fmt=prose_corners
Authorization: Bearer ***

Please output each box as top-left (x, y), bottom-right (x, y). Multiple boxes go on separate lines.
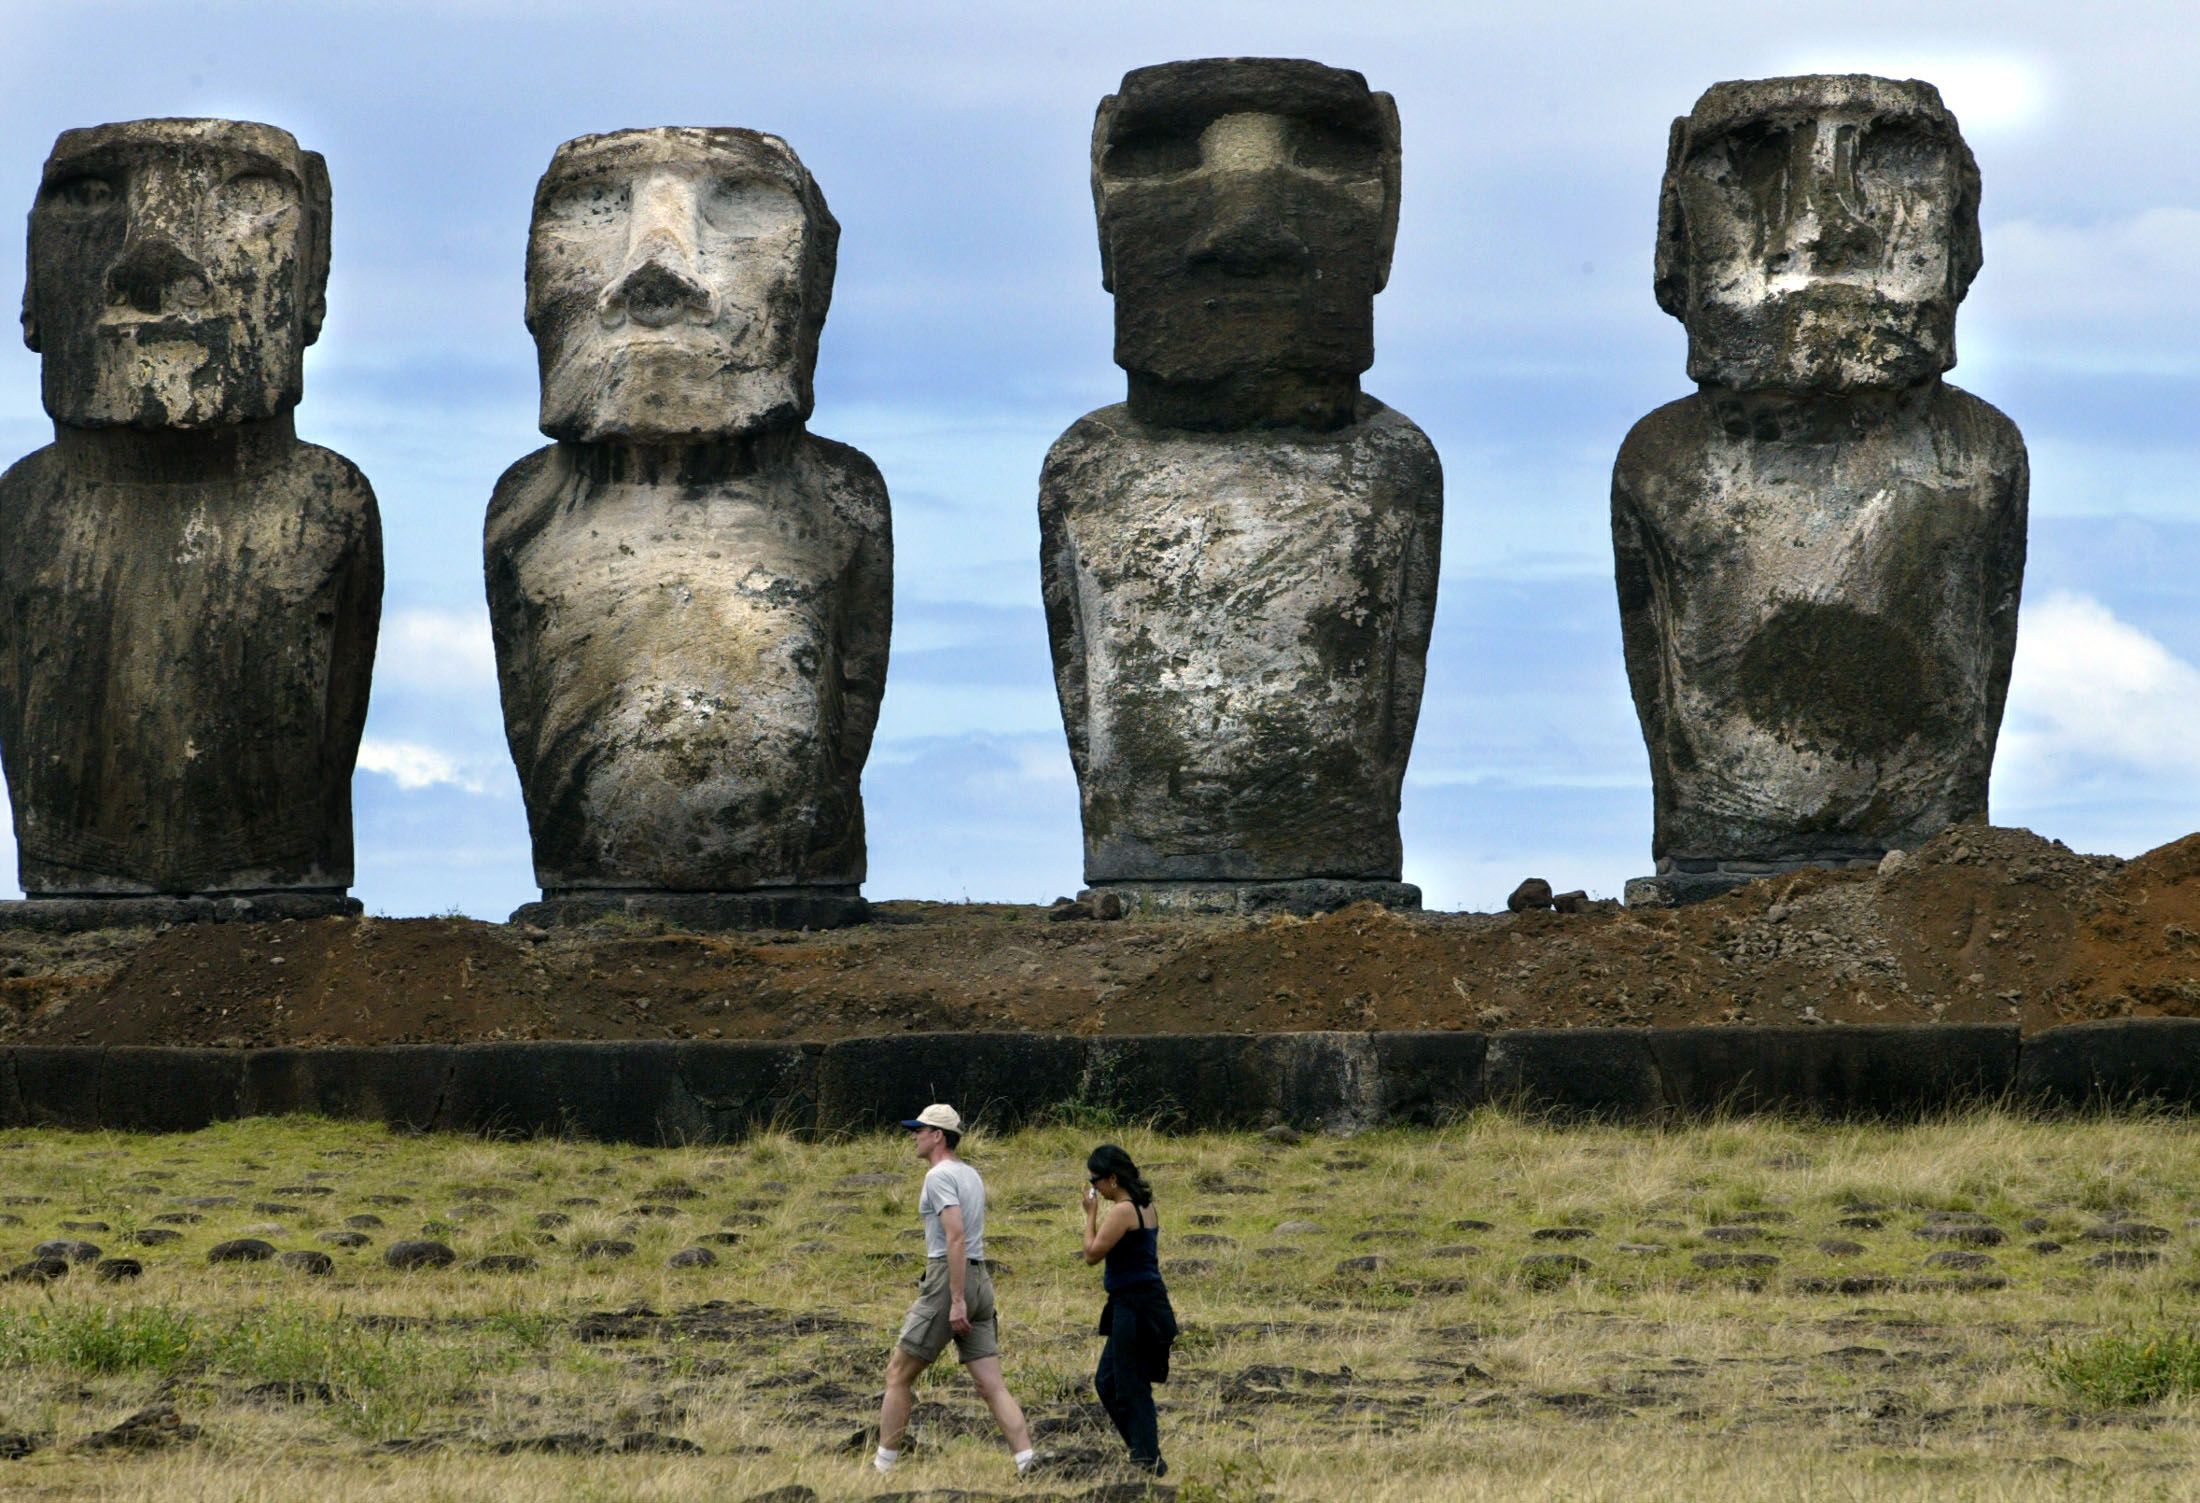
top-left (0, 1305), bottom-right (201, 1374)
top-left (2043, 1329), bottom-right (2200, 1406)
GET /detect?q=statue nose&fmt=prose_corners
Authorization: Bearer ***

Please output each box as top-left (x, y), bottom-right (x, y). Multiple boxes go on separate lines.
top-left (104, 234), bottom-right (212, 315)
top-left (1187, 173), bottom-right (1309, 277)
top-left (1774, 128), bottom-right (1883, 274)
top-left (604, 255), bottom-right (714, 329)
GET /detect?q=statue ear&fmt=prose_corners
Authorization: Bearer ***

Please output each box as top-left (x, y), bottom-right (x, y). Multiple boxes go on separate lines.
top-left (1369, 91), bottom-right (1402, 293)
top-left (1949, 139), bottom-right (1984, 301)
top-left (1090, 94), bottom-right (1119, 293)
top-left (1652, 116), bottom-right (1690, 320)
top-left (300, 150), bottom-right (332, 345)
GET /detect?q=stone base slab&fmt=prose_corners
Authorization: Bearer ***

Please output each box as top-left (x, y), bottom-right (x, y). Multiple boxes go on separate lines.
top-left (1626, 855), bottom-right (1881, 908)
top-left (17, 1021), bottom-right (2194, 1141)
top-left (1083, 879), bottom-right (1421, 917)
top-left (0, 893), bottom-right (361, 932)
top-left (512, 888), bottom-right (868, 932)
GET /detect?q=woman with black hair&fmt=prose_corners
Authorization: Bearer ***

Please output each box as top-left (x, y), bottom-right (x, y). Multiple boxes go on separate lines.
top-left (1081, 1142), bottom-right (1178, 1475)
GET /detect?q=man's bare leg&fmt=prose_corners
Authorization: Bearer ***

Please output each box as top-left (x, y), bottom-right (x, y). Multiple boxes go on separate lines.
top-left (878, 1346), bottom-right (929, 1461)
top-left (965, 1355), bottom-right (1034, 1455)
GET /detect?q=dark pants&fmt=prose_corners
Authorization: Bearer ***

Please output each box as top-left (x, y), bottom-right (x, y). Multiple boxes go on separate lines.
top-left (1095, 1297), bottom-right (1161, 1471)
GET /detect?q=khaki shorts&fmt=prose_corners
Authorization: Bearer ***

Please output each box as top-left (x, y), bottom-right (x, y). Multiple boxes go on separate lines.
top-left (896, 1258), bottom-right (998, 1365)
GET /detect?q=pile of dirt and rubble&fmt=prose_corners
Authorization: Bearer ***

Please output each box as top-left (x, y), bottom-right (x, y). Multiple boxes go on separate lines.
top-left (2, 824), bottom-right (2197, 1048)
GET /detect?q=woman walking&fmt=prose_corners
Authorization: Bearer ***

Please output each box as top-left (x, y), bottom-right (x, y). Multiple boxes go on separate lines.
top-left (1081, 1143), bottom-right (1178, 1475)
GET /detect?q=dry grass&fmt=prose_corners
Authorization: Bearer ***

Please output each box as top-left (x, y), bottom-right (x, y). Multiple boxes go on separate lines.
top-left (1, 1109), bottom-right (2198, 1500)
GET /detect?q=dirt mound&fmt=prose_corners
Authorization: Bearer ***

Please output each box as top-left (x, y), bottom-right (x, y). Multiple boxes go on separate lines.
top-left (1, 825), bottom-right (2195, 1047)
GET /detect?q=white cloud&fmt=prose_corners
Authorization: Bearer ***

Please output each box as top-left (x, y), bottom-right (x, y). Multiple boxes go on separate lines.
top-left (375, 607), bottom-right (499, 695)
top-left (1998, 591), bottom-right (2200, 800)
top-left (1976, 209), bottom-right (2200, 370)
top-left (1772, 50), bottom-right (2053, 136)
top-left (357, 738), bottom-right (490, 795)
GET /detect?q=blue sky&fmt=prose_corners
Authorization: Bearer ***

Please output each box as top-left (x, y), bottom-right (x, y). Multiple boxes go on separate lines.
top-left (1, 2), bottom-right (2196, 916)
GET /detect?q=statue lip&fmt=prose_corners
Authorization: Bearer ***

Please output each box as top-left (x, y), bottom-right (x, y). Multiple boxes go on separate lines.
top-left (97, 309), bottom-right (232, 336)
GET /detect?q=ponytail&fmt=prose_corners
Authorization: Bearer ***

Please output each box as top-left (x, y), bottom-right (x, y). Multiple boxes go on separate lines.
top-left (1086, 1143), bottom-right (1153, 1207)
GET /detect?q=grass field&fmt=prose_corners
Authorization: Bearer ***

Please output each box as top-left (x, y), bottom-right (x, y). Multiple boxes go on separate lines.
top-left (2, 1109), bottom-right (2199, 1501)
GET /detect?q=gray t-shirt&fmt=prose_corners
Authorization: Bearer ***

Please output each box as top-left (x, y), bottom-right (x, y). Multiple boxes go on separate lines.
top-left (918, 1158), bottom-right (987, 1260)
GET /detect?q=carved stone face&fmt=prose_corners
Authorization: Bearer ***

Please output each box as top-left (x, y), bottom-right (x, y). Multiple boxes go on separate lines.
top-left (527, 127), bottom-right (837, 443)
top-left (1093, 58), bottom-right (1400, 392)
top-left (23, 118), bottom-right (329, 429)
top-left (1657, 75), bottom-right (1983, 393)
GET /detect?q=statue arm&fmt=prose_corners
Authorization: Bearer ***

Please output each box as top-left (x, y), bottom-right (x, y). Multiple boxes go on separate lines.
top-left (1980, 438), bottom-right (2030, 739)
top-left (1610, 459), bottom-right (1671, 766)
top-left (327, 468), bottom-right (384, 791)
top-left (1038, 437), bottom-right (1091, 785)
top-left (836, 471), bottom-right (893, 777)
top-left (1387, 434), bottom-right (1444, 753)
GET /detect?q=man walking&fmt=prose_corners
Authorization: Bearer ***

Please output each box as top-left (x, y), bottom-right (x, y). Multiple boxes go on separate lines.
top-left (873, 1103), bottom-right (1037, 1476)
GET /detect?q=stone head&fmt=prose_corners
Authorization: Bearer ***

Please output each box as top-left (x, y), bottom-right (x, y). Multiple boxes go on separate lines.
top-left (1092, 58), bottom-right (1401, 398)
top-left (526, 127), bottom-right (838, 443)
top-left (23, 118), bottom-right (331, 429)
top-left (1656, 74), bottom-right (1983, 393)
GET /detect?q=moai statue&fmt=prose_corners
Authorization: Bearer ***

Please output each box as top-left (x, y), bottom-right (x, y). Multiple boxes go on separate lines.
top-left (1614, 76), bottom-right (2028, 906)
top-left (0, 119), bottom-right (382, 927)
top-left (1041, 59), bottom-right (1442, 916)
top-left (487, 128), bottom-right (889, 929)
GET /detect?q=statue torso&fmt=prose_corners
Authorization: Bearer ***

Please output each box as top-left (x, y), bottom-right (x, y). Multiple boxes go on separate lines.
top-left (1041, 398), bottom-right (1441, 882)
top-left (0, 440), bottom-right (381, 893)
top-left (1612, 383), bottom-right (2027, 862)
top-left (486, 436), bottom-right (888, 891)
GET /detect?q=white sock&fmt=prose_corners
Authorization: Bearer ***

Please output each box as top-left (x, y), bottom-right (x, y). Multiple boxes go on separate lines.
top-left (1014, 1448), bottom-right (1037, 1473)
top-left (873, 1445), bottom-right (900, 1472)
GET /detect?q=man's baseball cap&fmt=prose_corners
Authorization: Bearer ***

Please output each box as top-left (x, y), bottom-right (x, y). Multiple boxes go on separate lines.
top-left (900, 1103), bottom-right (963, 1133)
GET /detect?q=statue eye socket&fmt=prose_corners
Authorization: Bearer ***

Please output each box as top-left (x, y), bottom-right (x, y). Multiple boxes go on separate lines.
top-left (1860, 121), bottom-right (1946, 179)
top-left (700, 178), bottom-right (799, 236)
top-left (1723, 126), bottom-right (1792, 194)
top-left (219, 172), bottom-right (293, 217)
top-left (1292, 121), bottom-right (1380, 174)
top-left (46, 174), bottom-right (116, 210)
top-left (1104, 132), bottom-right (1200, 179)
top-left (542, 177), bottom-right (630, 224)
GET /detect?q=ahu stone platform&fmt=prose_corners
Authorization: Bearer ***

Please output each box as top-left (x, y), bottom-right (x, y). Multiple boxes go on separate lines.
top-left (3, 1020), bottom-right (2197, 1141)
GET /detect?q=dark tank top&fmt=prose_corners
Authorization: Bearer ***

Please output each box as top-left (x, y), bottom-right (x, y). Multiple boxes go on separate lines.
top-left (1104, 1204), bottom-right (1162, 1292)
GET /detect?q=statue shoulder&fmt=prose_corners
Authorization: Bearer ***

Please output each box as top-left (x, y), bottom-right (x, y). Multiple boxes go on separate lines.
top-left (0, 443), bottom-right (60, 503)
top-left (1044, 404), bottom-right (1134, 474)
top-left (1351, 397), bottom-right (1442, 480)
top-left (289, 441), bottom-right (379, 510)
top-left (485, 445), bottom-right (563, 535)
top-left (1931, 384), bottom-right (2028, 464)
top-left (1614, 394), bottom-right (1714, 493)
top-left (801, 432), bottom-right (890, 518)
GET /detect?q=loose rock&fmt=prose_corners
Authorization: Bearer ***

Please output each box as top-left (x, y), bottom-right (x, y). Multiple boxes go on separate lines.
top-left (208, 1239), bottom-right (277, 1264)
top-left (384, 1240), bottom-right (457, 1272)
top-left (1508, 879), bottom-right (1555, 913)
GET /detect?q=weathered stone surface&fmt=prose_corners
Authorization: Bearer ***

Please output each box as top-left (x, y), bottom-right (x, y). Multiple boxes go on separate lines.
top-left (2015, 1018), bottom-right (2200, 1109)
top-left (1614, 77), bottom-right (2026, 896)
top-left (1043, 60), bottom-right (1440, 913)
top-left (0, 119), bottom-right (380, 911)
top-left (0, 894), bottom-right (359, 932)
top-left (1484, 1029), bottom-right (1661, 1121)
top-left (488, 128), bottom-right (888, 919)
top-left (1649, 1024), bottom-right (2019, 1117)
top-left (511, 889), bottom-right (865, 932)
top-left (1083, 879), bottom-right (1419, 917)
